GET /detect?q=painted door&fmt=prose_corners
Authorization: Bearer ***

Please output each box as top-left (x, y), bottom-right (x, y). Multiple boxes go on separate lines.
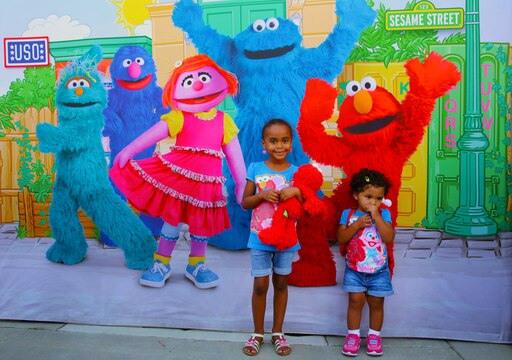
top-left (426, 43), bottom-right (510, 231)
top-left (199, 0), bottom-right (286, 117)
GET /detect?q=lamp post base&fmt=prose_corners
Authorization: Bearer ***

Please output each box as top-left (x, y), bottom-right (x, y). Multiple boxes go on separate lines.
top-left (444, 210), bottom-right (497, 236)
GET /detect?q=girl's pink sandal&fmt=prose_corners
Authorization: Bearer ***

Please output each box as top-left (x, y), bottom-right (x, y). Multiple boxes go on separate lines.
top-left (271, 332), bottom-right (292, 356)
top-left (243, 333), bottom-right (264, 356)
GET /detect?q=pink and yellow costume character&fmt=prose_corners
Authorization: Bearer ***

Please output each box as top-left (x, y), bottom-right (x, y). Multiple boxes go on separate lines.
top-left (110, 55), bottom-right (246, 289)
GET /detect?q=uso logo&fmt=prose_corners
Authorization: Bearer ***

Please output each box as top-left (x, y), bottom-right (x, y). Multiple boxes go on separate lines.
top-left (4, 36), bottom-right (50, 68)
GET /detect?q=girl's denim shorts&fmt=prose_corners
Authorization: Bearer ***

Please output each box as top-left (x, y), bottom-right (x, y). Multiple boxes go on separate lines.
top-left (250, 248), bottom-right (297, 277)
top-left (343, 266), bottom-right (394, 297)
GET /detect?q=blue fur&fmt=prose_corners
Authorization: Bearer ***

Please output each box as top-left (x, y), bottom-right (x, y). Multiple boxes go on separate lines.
top-left (101, 45), bottom-right (166, 243)
top-left (36, 45), bottom-right (156, 269)
top-left (172, 0), bottom-right (376, 249)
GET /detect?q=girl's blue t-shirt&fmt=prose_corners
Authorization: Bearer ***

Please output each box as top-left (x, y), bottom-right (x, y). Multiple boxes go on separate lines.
top-left (247, 161), bottom-right (300, 252)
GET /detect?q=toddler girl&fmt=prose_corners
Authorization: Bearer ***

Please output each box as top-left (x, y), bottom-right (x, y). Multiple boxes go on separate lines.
top-left (337, 168), bottom-right (394, 357)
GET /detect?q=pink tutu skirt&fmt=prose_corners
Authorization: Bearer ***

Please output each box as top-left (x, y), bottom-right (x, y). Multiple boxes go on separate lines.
top-left (109, 151), bottom-right (230, 237)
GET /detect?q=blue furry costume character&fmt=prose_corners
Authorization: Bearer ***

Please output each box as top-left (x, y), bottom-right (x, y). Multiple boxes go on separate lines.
top-left (36, 46), bottom-right (156, 269)
top-left (172, 0), bottom-right (376, 249)
top-left (101, 45), bottom-right (166, 246)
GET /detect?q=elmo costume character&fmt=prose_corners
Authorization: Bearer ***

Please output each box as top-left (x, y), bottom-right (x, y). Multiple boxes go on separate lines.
top-left (297, 52), bottom-right (461, 275)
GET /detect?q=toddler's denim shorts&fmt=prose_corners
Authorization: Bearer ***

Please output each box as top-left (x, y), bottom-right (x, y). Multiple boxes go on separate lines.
top-left (250, 248), bottom-right (297, 277)
top-left (343, 266), bottom-right (394, 297)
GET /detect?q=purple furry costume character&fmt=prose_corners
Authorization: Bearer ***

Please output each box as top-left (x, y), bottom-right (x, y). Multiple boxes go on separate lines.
top-left (101, 45), bottom-right (166, 246)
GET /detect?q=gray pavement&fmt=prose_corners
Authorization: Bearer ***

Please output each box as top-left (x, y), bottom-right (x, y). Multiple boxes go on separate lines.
top-left (0, 321), bottom-right (511, 360)
top-left (1, 223), bottom-right (512, 358)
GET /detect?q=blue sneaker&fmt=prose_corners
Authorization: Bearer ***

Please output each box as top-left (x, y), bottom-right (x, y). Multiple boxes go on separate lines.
top-left (139, 260), bottom-right (171, 288)
top-left (185, 262), bottom-right (219, 289)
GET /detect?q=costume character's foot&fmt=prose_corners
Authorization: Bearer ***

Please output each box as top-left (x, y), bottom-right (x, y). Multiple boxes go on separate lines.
top-left (139, 260), bottom-right (171, 288)
top-left (185, 262), bottom-right (219, 289)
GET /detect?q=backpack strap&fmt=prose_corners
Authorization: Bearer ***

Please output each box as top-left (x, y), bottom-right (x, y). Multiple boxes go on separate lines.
top-left (348, 208), bottom-right (364, 239)
top-left (339, 208), bottom-right (360, 256)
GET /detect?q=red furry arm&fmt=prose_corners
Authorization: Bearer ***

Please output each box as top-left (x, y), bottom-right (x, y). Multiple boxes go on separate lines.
top-left (283, 198), bottom-right (302, 219)
top-left (395, 52), bottom-right (461, 159)
top-left (298, 79), bottom-right (347, 166)
top-left (300, 187), bottom-right (327, 218)
top-left (258, 199), bottom-right (301, 251)
top-left (405, 52), bottom-right (461, 102)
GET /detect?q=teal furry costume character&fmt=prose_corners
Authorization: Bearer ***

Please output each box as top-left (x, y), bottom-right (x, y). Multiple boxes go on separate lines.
top-left (172, 0), bottom-right (376, 250)
top-left (36, 46), bottom-right (156, 269)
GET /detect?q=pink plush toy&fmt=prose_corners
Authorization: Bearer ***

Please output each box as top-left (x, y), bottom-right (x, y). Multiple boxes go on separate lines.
top-left (258, 164), bottom-right (326, 251)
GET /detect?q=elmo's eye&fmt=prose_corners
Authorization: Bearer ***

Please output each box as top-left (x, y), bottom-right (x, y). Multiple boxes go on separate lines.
top-left (361, 76), bottom-right (377, 91)
top-left (253, 19), bottom-right (266, 32)
top-left (266, 18), bottom-right (279, 31)
top-left (122, 59), bottom-right (132, 67)
top-left (345, 80), bottom-right (361, 96)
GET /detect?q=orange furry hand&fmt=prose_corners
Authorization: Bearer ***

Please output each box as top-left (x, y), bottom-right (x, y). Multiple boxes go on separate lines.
top-left (405, 51), bottom-right (462, 99)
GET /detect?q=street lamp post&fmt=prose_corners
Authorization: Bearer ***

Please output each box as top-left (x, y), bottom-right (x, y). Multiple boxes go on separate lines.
top-left (444, 0), bottom-right (497, 236)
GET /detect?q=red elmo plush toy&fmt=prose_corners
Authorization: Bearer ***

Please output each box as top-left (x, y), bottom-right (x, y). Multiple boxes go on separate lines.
top-left (297, 52), bottom-right (461, 275)
top-left (258, 164), bottom-right (327, 251)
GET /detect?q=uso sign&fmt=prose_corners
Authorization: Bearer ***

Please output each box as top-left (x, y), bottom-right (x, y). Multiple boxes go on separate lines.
top-left (4, 36), bottom-right (50, 68)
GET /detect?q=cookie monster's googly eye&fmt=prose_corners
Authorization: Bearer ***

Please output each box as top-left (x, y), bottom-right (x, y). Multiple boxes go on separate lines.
top-left (198, 72), bottom-right (212, 84)
top-left (66, 77), bottom-right (91, 89)
top-left (135, 57), bottom-right (145, 65)
top-left (253, 19), bottom-right (266, 32)
top-left (360, 76), bottom-right (377, 91)
top-left (122, 59), bottom-right (132, 67)
top-left (265, 18), bottom-right (279, 31)
top-left (345, 80), bottom-right (361, 96)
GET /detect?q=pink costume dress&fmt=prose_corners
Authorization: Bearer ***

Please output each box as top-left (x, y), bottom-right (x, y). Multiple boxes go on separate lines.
top-left (110, 110), bottom-right (230, 237)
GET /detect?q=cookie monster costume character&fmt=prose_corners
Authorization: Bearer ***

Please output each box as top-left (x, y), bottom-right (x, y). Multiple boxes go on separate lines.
top-left (298, 52), bottom-right (461, 275)
top-left (172, 0), bottom-right (376, 250)
top-left (36, 46), bottom-right (156, 269)
top-left (101, 45), bottom-right (166, 247)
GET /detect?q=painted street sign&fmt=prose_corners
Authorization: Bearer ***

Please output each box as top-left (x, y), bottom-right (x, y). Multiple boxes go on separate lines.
top-left (4, 36), bottom-right (50, 68)
top-left (386, 1), bottom-right (464, 31)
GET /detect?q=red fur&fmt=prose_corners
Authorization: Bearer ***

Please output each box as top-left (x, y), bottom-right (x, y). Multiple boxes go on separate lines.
top-left (297, 52), bottom-right (461, 276)
top-left (289, 209), bottom-right (337, 287)
top-left (258, 164), bottom-right (326, 251)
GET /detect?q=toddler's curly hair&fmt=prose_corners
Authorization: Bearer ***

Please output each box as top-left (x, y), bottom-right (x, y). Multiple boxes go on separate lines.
top-left (350, 168), bottom-right (391, 195)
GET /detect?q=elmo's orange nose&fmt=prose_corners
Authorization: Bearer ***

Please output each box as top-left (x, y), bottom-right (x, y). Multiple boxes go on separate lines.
top-left (74, 87), bottom-right (84, 96)
top-left (354, 90), bottom-right (373, 114)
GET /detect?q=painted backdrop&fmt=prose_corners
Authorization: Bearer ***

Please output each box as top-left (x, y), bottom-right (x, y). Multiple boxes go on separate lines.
top-left (0, 0), bottom-right (511, 344)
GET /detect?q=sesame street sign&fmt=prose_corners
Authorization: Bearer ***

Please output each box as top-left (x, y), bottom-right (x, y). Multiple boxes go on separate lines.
top-left (386, 1), bottom-right (464, 31)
